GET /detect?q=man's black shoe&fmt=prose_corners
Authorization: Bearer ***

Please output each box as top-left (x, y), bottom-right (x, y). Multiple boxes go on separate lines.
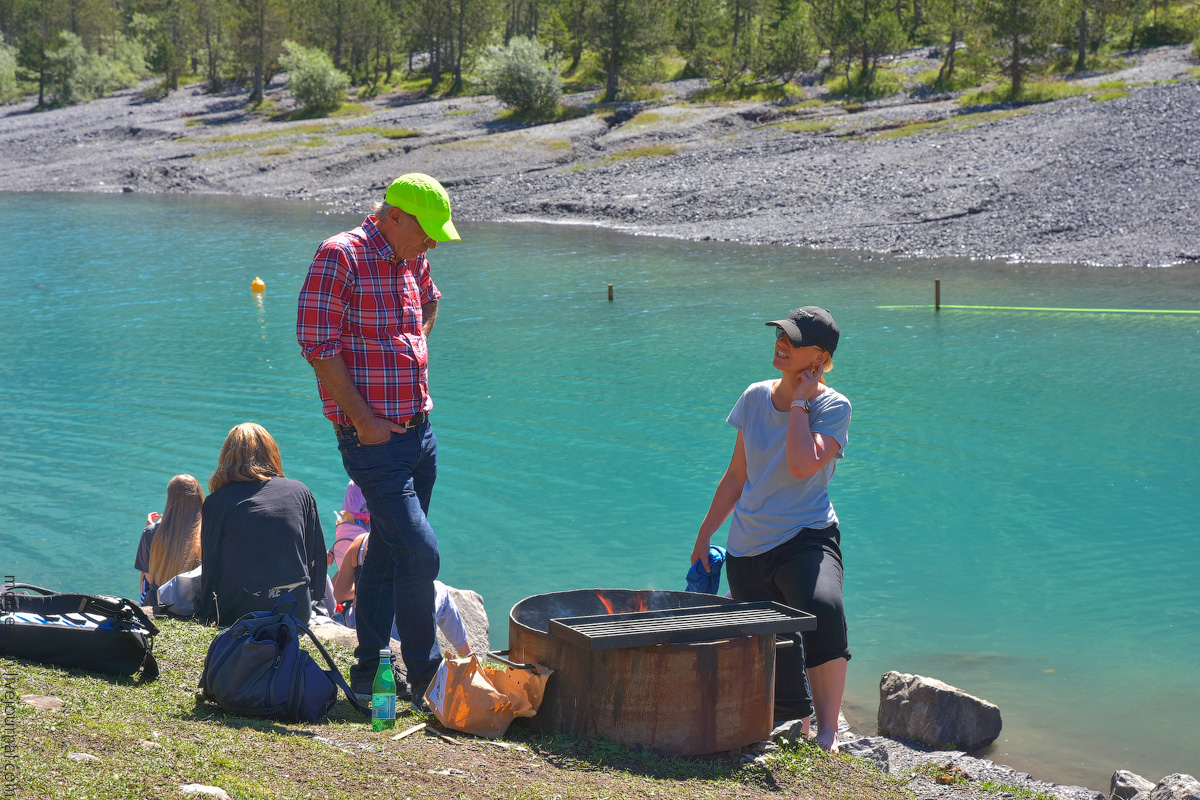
top-left (407, 678), bottom-right (431, 713)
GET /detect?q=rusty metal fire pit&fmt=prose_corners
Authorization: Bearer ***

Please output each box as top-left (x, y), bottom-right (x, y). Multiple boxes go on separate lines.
top-left (508, 588), bottom-right (815, 755)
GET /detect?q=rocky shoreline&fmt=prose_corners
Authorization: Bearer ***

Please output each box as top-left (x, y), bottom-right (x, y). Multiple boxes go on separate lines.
top-left (1, 45), bottom-right (1198, 267)
top-left (833, 733), bottom-right (1198, 800)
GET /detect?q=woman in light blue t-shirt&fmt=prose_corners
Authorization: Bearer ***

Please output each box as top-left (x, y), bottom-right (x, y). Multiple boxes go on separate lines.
top-left (690, 306), bottom-right (852, 753)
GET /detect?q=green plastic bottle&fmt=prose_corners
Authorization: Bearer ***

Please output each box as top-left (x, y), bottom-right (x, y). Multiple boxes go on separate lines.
top-left (372, 648), bottom-right (395, 731)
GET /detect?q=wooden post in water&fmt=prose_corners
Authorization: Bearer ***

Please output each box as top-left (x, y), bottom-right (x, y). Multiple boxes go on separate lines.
top-left (608, 283), bottom-right (614, 302)
top-left (935, 278), bottom-right (941, 311)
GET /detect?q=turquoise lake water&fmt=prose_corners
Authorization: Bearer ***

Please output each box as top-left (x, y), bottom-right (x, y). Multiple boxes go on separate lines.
top-left (2, 192), bottom-right (1198, 789)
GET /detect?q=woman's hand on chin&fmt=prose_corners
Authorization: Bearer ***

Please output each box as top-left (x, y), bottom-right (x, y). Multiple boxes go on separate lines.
top-left (791, 361), bottom-right (824, 403)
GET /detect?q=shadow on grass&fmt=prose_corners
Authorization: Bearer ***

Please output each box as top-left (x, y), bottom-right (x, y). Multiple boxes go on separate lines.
top-left (381, 89), bottom-right (442, 108)
top-left (498, 719), bottom-right (780, 787)
top-left (2, 654), bottom-right (162, 687)
top-left (182, 694), bottom-right (374, 732)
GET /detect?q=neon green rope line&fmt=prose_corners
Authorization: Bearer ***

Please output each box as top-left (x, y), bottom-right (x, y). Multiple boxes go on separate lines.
top-left (878, 304), bottom-right (1200, 315)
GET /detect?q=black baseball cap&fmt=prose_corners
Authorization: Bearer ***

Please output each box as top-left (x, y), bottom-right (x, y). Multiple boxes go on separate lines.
top-left (766, 306), bottom-right (839, 355)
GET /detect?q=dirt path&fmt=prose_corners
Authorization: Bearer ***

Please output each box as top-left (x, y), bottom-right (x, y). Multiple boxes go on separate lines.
top-left (1, 45), bottom-right (1197, 267)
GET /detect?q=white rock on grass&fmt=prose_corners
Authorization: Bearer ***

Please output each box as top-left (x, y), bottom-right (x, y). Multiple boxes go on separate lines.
top-left (180, 784), bottom-right (231, 800)
top-left (20, 695), bottom-right (64, 712)
top-left (66, 752), bottom-right (99, 762)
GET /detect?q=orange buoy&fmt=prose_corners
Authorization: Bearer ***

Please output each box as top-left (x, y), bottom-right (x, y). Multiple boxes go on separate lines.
top-left (251, 277), bottom-right (266, 292)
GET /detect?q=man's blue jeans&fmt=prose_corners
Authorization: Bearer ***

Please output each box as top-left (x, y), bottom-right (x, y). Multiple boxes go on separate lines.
top-left (336, 421), bottom-right (441, 691)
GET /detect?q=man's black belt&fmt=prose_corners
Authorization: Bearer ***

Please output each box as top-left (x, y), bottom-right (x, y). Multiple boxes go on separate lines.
top-left (333, 411), bottom-right (428, 434)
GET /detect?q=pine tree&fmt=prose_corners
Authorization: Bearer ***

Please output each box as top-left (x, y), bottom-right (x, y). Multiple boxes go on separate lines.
top-left (586, 0), bottom-right (670, 101)
top-left (979, 0), bottom-right (1057, 97)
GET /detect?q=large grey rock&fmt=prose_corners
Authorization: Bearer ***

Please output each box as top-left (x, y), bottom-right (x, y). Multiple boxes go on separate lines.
top-left (309, 621), bottom-right (360, 650)
top-left (439, 585), bottom-right (490, 656)
top-left (1149, 774), bottom-right (1200, 800)
top-left (841, 736), bottom-right (891, 772)
top-left (1113, 770), bottom-right (1157, 800)
top-left (309, 584), bottom-right (490, 669)
top-left (877, 671), bottom-right (1002, 751)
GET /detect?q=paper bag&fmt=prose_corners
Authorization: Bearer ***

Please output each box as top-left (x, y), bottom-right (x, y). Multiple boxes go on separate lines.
top-left (424, 651), bottom-right (552, 738)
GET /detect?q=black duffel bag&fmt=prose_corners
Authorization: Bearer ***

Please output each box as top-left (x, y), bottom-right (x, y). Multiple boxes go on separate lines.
top-left (0, 583), bottom-right (159, 680)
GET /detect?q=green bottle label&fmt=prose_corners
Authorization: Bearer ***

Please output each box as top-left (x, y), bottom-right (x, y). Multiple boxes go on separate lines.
top-left (372, 693), bottom-right (395, 730)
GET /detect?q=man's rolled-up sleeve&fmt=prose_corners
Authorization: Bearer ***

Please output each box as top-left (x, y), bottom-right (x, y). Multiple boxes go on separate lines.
top-left (417, 254), bottom-right (441, 306)
top-left (297, 243), bottom-right (353, 362)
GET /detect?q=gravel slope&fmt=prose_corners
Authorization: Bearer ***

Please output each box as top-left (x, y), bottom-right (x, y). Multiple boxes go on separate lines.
top-left (2, 46), bottom-right (1198, 267)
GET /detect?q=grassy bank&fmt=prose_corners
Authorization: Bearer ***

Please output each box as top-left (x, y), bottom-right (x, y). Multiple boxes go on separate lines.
top-left (2, 618), bottom-right (911, 800)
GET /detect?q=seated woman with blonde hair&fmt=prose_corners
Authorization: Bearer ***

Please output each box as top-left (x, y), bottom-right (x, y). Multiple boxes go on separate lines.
top-left (197, 422), bottom-right (327, 625)
top-left (134, 474), bottom-right (204, 606)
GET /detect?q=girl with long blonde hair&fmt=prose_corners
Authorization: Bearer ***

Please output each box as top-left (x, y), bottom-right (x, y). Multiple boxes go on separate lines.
top-left (135, 474), bottom-right (203, 605)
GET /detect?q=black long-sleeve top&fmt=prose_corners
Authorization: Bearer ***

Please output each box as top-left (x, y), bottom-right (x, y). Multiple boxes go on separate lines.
top-left (198, 477), bottom-right (326, 625)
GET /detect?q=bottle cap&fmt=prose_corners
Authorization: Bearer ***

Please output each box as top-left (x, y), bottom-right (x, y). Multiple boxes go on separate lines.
top-left (379, 648), bottom-right (391, 659)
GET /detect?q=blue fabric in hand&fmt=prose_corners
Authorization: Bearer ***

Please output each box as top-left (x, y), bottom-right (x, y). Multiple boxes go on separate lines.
top-left (686, 545), bottom-right (727, 594)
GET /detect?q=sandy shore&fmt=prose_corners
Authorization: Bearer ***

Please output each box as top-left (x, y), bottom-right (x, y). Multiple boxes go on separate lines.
top-left (2, 45), bottom-right (1198, 267)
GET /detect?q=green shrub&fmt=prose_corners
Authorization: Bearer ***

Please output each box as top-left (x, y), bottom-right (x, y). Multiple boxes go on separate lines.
top-left (692, 81), bottom-right (802, 102)
top-left (45, 31), bottom-right (89, 105)
top-left (1132, 0), bottom-right (1200, 48)
top-left (476, 35), bottom-right (561, 118)
top-left (916, 66), bottom-right (987, 92)
top-left (68, 31), bottom-right (145, 101)
top-left (0, 33), bottom-right (18, 102)
top-left (614, 84), bottom-right (668, 102)
top-left (960, 80), bottom-right (1086, 106)
top-left (104, 30), bottom-right (149, 80)
top-left (1194, 34), bottom-right (1200, 59)
top-left (827, 68), bottom-right (905, 100)
top-left (1091, 87), bottom-right (1129, 102)
top-left (560, 50), bottom-right (606, 92)
top-left (336, 125), bottom-right (421, 139)
top-left (279, 40), bottom-right (351, 113)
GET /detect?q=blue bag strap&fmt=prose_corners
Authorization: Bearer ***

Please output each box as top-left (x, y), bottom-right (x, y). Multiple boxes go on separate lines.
top-left (269, 594), bottom-right (301, 617)
top-left (294, 618), bottom-right (370, 717)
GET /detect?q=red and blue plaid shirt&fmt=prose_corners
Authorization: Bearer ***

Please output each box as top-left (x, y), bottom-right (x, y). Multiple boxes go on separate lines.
top-left (297, 216), bottom-right (441, 426)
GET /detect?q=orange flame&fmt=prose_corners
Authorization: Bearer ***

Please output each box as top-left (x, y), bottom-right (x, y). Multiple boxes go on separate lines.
top-left (596, 592), bottom-right (616, 615)
top-left (594, 591), bottom-right (649, 615)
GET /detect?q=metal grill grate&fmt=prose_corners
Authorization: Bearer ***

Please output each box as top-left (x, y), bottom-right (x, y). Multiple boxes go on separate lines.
top-left (548, 601), bottom-right (816, 651)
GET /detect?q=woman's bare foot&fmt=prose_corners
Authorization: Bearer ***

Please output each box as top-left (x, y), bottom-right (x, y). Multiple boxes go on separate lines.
top-left (814, 727), bottom-right (839, 753)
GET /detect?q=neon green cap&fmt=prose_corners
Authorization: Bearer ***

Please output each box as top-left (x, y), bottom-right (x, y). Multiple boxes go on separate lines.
top-left (383, 173), bottom-right (460, 242)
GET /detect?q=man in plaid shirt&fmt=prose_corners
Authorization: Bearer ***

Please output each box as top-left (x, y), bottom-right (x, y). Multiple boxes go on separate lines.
top-left (297, 173), bottom-right (460, 708)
